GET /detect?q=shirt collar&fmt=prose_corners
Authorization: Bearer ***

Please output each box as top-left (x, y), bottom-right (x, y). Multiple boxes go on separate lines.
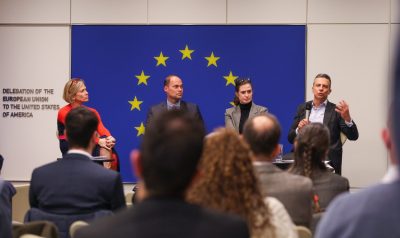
top-left (312, 99), bottom-right (328, 109)
top-left (67, 149), bottom-right (92, 158)
top-left (167, 100), bottom-right (180, 108)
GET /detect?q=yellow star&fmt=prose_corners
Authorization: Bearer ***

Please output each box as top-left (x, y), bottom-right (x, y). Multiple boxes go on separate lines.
top-left (179, 45), bottom-right (194, 60)
top-left (135, 122), bottom-right (145, 136)
top-left (205, 52), bottom-right (220, 67)
top-left (135, 70), bottom-right (150, 85)
top-left (128, 96), bottom-right (143, 111)
top-left (230, 101), bottom-right (235, 106)
top-left (154, 52), bottom-right (169, 67)
top-left (223, 71), bottom-right (238, 86)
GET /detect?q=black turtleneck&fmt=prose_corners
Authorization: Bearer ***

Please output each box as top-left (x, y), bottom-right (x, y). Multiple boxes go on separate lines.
top-left (238, 102), bottom-right (252, 134)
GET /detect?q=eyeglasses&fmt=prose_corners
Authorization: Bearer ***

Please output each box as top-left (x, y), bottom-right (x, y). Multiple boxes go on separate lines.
top-left (235, 78), bottom-right (251, 85)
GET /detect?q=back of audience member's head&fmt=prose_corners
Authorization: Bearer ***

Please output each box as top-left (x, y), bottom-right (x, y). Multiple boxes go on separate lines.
top-left (290, 123), bottom-right (329, 178)
top-left (66, 107), bottom-right (99, 149)
top-left (187, 128), bottom-right (273, 237)
top-left (140, 110), bottom-right (205, 198)
top-left (0, 154), bottom-right (3, 173)
top-left (243, 114), bottom-right (281, 158)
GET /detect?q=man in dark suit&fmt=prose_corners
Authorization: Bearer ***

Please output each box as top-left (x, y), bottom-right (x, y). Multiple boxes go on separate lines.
top-left (0, 179), bottom-right (14, 238)
top-left (243, 114), bottom-right (313, 228)
top-left (76, 110), bottom-right (250, 238)
top-left (146, 74), bottom-right (203, 127)
top-left (288, 73), bottom-right (359, 174)
top-left (0, 155), bottom-right (16, 238)
top-left (29, 107), bottom-right (126, 214)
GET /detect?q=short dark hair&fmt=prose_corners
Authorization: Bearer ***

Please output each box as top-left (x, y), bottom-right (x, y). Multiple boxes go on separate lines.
top-left (163, 74), bottom-right (180, 86)
top-left (65, 107), bottom-right (98, 149)
top-left (243, 114), bottom-right (281, 156)
top-left (140, 110), bottom-right (205, 198)
top-left (314, 73), bottom-right (332, 88)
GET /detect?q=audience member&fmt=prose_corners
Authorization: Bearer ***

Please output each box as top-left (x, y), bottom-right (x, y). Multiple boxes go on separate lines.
top-left (187, 128), bottom-right (297, 238)
top-left (0, 154), bottom-right (16, 238)
top-left (76, 110), bottom-right (249, 238)
top-left (243, 115), bottom-right (313, 228)
top-left (288, 73), bottom-right (359, 174)
top-left (315, 70), bottom-right (400, 238)
top-left (30, 107), bottom-right (126, 215)
top-left (0, 179), bottom-right (13, 238)
top-left (225, 77), bottom-right (268, 133)
top-left (289, 123), bottom-right (349, 212)
top-left (58, 78), bottom-right (118, 170)
top-left (146, 74), bottom-right (203, 127)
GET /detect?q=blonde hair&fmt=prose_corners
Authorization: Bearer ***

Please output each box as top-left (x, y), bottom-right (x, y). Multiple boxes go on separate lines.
top-left (187, 128), bottom-right (274, 238)
top-left (63, 78), bottom-right (85, 103)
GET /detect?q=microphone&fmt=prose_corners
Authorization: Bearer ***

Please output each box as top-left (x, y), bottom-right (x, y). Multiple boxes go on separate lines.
top-left (305, 102), bottom-right (312, 120)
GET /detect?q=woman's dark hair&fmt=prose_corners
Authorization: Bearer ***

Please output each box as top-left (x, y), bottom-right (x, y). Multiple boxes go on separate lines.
top-left (290, 123), bottom-right (330, 178)
top-left (233, 77), bottom-right (252, 105)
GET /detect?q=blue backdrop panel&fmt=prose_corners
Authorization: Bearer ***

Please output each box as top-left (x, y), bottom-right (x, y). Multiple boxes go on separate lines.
top-left (71, 25), bottom-right (306, 182)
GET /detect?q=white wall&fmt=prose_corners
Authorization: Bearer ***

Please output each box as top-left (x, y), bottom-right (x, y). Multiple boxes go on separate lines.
top-left (0, 0), bottom-right (396, 188)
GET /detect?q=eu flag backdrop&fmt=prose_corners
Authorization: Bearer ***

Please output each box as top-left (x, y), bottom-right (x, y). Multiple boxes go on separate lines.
top-left (71, 25), bottom-right (306, 182)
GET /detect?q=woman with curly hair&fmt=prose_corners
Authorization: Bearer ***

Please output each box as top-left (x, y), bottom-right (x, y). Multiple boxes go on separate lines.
top-left (289, 123), bottom-right (349, 212)
top-left (187, 128), bottom-right (297, 238)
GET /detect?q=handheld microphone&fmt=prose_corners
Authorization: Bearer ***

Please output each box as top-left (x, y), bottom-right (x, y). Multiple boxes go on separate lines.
top-left (305, 102), bottom-right (312, 120)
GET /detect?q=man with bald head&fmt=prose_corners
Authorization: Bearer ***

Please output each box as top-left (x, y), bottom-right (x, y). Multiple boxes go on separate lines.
top-left (243, 114), bottom-right (313, 228)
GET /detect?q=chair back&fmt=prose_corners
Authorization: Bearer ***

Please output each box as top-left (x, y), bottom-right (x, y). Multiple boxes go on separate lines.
top-left (24, 208), bottom-right (112, 238)
top-left (12, 184), bottom-right (30, 223)
top-left (69, 220), bottom-right (88, 238)
top-left (295, 225), bottom-right (312, 238)
top-left (340, 132), bottom-right (347, 145)
top-left (13, 220), bottom-right (59, 238)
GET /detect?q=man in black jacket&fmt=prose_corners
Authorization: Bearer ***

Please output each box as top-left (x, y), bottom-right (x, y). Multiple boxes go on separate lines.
top-left (288, 73), bottom-right (359, 174)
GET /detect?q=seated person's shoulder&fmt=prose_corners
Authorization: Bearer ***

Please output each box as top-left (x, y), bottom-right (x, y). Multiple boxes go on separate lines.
top-left (225, 106), bottom-right (235, 114)
top-left (329, 173), bottom-right (350, 187)
top-left (283, 171), bottom-right (313, 187)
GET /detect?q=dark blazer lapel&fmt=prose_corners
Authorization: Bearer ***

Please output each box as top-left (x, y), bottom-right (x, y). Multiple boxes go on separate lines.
top-left (180, 101), bottom-right (188, 112)
top-left (323, 101), bottom-right (335, 126)
top-left (161, 102), bottom-right (168, 111)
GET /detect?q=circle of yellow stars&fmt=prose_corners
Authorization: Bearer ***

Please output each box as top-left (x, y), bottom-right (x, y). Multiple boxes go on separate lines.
top-left (131, 44), bottom-right (239, 136)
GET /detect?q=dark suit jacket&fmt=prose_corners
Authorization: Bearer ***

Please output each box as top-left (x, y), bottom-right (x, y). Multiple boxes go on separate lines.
top-left (253, 162), bottom-right (313, 228)
top-left (0, 179), bottom-right (16, 238)
top-left (146, 101), bottom-right (203, 127)
top-left (29, 153), bottom-right (126, 214)
top-left (75, 197), bottom-right (250, 238)
top-left (288, 101), bottom-right (359, 174)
